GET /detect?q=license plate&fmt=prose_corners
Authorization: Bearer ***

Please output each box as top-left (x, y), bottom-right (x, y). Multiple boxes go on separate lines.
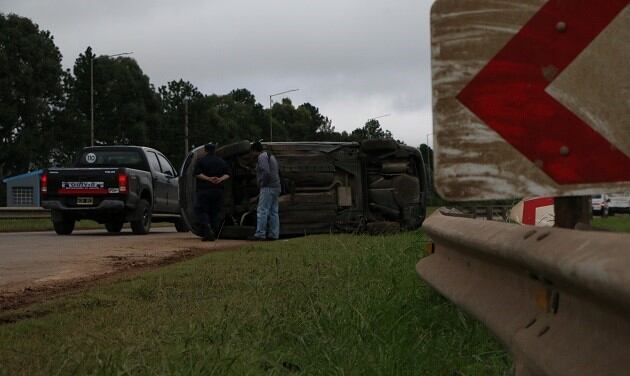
top-left (76, 197), bottom-right (94, 206)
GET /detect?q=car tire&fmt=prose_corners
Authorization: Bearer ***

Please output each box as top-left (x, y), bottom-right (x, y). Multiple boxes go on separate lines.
top-left (131, 199), bottom-right (152, 235)
top-left (174, 217), bottom-right (190, 232)
top-left (105, 221), bottom-right (124, 233)
top-left (216, 140), bottom-right (251, 158)
top-left (53, 217), bottom-right (75, 235)
top-left (361, 139), bottom-right (398, 153)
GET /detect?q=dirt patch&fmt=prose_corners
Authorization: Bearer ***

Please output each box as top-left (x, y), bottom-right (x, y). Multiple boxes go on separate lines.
top-left (0, 243), bottom-right (248, 313)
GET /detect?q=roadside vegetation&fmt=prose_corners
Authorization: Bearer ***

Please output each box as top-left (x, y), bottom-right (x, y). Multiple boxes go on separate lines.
top-left (0, 218), bottom-right (100, 233)
top-left (0, 232), bottom-right (510, 375)
top-left (592, 214), bottom-right (630, 233)
top-left (0, 219), bottom-right (172, 233)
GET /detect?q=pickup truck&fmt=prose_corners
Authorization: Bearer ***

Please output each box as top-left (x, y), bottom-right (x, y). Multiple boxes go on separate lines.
top-left (41, 146), bottom-right (187, 235)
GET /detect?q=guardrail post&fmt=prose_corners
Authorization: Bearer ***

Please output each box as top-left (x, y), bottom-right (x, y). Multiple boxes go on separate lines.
top-left (554, 196), bottom-right (591, 229)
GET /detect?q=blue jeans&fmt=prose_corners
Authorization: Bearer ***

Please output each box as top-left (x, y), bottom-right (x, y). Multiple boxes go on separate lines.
top-left (255, 187), bottom-right (280, 239)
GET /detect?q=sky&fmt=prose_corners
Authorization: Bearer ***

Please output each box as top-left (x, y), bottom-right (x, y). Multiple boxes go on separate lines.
top-left (2, 0), bottom-right (435, 147)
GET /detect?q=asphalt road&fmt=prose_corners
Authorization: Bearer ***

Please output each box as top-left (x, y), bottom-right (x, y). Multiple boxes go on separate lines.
top-left (0, 227), bottom-right (248, 294)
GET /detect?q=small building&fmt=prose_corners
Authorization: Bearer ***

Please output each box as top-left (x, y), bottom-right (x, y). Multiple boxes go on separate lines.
top-left (2, 170), bottom-right (43, 207)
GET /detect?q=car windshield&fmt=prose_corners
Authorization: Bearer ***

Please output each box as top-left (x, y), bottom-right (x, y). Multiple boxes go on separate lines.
top-left (593, 195), bottom-right (602, 199)
top-left (74, 150), bottom-right (146, 170)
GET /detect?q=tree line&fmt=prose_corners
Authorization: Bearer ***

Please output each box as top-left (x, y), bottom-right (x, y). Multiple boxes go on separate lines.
top-left (1, 13), bottom-right (403, 182)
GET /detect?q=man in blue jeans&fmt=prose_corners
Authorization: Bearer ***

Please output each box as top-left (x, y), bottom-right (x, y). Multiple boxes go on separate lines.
top-left (250, 141), bottom-right (280, 241)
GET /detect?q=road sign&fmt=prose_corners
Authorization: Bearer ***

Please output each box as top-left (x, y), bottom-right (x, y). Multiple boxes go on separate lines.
top-left (431, 0), bottom-right (630, 201)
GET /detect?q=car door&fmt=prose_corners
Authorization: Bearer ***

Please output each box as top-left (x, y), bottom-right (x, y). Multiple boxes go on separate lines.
top-left (146, 151), bottom-right (169, 212)
top-left (157, 153), bottom-right (179, 213)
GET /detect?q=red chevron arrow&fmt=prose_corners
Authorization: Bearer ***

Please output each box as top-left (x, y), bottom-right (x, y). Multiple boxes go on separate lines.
top-left (457, 0), bottom-right (630, 185)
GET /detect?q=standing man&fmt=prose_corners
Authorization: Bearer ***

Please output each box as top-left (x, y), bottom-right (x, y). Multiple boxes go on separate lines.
top-left (194, 143), bottom-right (230, 241)
top-left (250, 141), bottom-right (281, 241)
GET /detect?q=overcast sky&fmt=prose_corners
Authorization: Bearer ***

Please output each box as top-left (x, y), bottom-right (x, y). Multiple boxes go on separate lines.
top-left (2, 0), bottom-right (435, 146)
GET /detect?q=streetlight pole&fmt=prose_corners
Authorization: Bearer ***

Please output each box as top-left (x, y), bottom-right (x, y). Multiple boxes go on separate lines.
top-left (90, 51), bottom-right (133, 146)
top-left (184, 99), bottom-right (189, 156)
top-left (368, 114), bottom-right (391, 122)
top-left (425, 132), bottom-right (434, 186)
top-left (269, 88), bottom-right (299, 142)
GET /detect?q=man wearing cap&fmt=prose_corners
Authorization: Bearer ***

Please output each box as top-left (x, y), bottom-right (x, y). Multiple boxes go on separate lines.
top-left (194, 143), bottom-right (230, 241)
top-left (250, 141), bottom-right (281, 241)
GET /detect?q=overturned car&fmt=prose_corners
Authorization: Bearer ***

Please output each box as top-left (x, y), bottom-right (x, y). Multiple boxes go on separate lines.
top-left (179, 140), bottom-right (428, 238)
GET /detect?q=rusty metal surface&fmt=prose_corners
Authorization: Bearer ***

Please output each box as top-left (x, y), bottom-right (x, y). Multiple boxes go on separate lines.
top-left (418, 210), bottom-right (630, 375)
top-left (431, 0), bottom-right (630, 200)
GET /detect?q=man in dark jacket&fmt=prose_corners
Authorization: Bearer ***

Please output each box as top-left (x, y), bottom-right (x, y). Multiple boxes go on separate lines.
top-left (250, 141), bottom-right (281, 240)
top-left (194, 143), bottom-right (230, 241)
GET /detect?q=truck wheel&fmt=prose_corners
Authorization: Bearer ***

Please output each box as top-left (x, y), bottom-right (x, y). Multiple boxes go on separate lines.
top-left (174, 217), bottom-right (189, 232)
top-left (131, 199), bottom-right (152, 235)
top-left (105, 221), bottom-right (124, 233)
top-left (53, 217), bottom-right (75, 235)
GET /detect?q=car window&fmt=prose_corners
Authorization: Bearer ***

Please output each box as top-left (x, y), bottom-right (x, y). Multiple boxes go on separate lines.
top-left (75, 150), bottom-right (146, 170)
top-left (157, 154), bottom-right (175, 176)
top-left (147, 152), bottom-right (162, 173)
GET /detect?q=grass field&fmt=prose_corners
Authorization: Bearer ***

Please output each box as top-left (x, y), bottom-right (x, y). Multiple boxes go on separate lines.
top-left (0, 218), bottom-right (172, 233)
top-left (0, 218), bottom-right (101, 232)
top-left (592, 214), bottom-right (630, 233)
top-left (0, 232), bottom-right (510, 375)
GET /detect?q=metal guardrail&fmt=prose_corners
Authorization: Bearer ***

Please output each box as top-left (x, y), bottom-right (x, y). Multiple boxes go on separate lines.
top-left (0, 207), bottom-right (50, 219)
top-left (448, 205), bottom-right (512, 221)
top-left (418, 209), bottom-right (630, 376)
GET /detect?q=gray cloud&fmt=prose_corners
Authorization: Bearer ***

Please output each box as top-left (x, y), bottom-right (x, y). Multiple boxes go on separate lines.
top-left (3, 0), bottom-right (435, 146)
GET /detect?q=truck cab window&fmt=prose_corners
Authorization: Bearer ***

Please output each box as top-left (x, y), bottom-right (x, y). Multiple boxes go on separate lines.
top-left (157, 154), bottom-right (176, 176)
top-left (147, 152), bottom-right (162, 173)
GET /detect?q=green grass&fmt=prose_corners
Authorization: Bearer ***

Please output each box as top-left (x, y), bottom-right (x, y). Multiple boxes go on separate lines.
top-left (0, 232), bottom-right (510, 375)
top-left (0, 218), bottom-right (172, 233)
top-left (0, 218), bottom-right (102, 232)
top-left (592, 214), bottom-right (630, 233)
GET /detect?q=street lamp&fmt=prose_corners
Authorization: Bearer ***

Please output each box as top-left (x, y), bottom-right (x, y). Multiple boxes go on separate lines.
top-left (425, 132), bottom-right (434, 175)
top-left (368, 114), bottom-right (391, 122)
top-left (90, 51), bottom-right (133, 146)
top-left (269, 88), bottom-right (299, 142)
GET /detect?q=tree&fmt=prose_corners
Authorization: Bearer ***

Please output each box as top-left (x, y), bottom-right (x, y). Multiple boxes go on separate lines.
top-left (349, 119), bottom-right (394, 141)
top-left (155, 80), bottom-right (204, 166)
top-left (0, 13), bottom-right (64, 179)
top-left (70, 47), bottom-right (160, 147)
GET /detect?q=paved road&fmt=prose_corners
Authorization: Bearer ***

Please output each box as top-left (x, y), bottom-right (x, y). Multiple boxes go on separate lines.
top-left (0, 228), bottom-right (248, 293)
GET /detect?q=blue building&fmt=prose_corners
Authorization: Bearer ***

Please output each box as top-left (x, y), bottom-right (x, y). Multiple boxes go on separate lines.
top-left (2, 170), bottom-right (43, 207)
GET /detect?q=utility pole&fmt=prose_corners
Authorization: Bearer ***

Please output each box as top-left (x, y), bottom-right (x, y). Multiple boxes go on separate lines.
top-left (269, 88), bottom-right (299, 142)
top-left (90, 51), bottom-right (133, 147)
top-left (184, 100), bottom-right (189, 156)
top-left (90, 57), bottom-right (94, 146)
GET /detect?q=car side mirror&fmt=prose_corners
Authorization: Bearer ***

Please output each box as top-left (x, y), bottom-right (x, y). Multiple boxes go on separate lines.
top-left (164, 170), bottom-right (173, 177)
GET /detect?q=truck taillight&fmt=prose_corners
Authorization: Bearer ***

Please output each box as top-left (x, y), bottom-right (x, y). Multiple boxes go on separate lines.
top-left (40, 172), bottom-right (48, 196)
top-left (118, 172), bottom-right (129, 194)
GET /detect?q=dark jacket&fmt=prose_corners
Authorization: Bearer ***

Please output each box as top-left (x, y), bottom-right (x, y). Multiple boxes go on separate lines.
top-left (194, 154), bottom-right (230, 191)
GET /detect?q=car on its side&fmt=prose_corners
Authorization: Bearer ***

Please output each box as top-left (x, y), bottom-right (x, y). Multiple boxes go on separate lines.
top-left (179, 140), bottom-right (428, 238)
top-left (41, 146), bottom-right (187, 235)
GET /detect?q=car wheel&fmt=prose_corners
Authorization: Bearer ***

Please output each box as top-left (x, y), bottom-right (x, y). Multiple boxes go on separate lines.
top-left (216, 140), bottom-right (251, 158)
top-left (105, 221), bottom-right (124, 233)
top-left (131, 199), bottom-right (152, 235)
